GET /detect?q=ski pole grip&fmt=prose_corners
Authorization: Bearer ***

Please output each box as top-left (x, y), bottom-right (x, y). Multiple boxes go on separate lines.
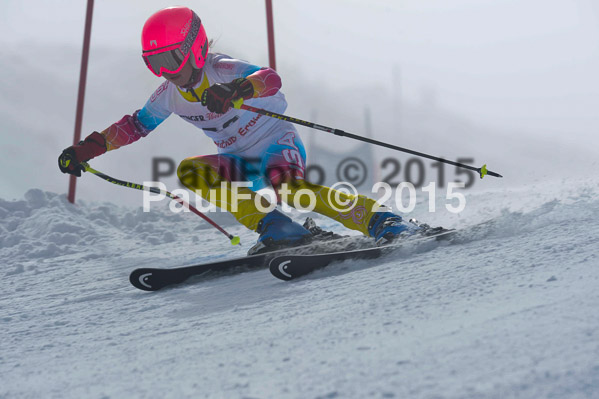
top-left (232, 98), bottom-right (244, 109)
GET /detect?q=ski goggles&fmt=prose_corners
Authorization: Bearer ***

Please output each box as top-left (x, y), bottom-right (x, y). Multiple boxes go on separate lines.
top-left (143, 45), bottom-right (189, 77)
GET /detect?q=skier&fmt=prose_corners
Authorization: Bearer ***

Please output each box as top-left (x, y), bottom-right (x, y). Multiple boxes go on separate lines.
top-left (58, 6), bottom-right (422, 253)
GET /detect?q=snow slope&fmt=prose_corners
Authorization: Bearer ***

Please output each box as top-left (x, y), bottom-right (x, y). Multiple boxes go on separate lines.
top-left (1, 179), bottom-right (599, 399)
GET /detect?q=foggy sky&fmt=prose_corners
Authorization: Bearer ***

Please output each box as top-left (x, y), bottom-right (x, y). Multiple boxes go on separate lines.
top-left (2, 0), bottom-right (597, 136)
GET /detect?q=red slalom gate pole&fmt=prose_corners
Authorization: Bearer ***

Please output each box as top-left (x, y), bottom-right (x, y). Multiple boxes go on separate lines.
top-left (265, 0), bottom-right (277, 70)
top-left (68, 0), bottom-right (94, 204)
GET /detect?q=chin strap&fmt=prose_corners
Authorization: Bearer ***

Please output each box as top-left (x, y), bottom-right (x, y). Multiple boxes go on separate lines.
top-left (181, 67), bottom-right (203, 89)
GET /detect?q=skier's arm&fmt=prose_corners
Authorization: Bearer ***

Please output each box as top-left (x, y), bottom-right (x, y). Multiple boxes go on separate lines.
top-left (214, 57), bottom-right (282, 98)
top-left (58, 110), bottom-right (164, 176)
top-left (58, 84), bottom-right (172, 176)
top-left (100, 82), bottom-right (172, 151)
top-left (202, 58), bottom-right (282, 113)
top-left (90, 111), bottom-right (144, 152)
top-left (244, 67), bottom-right (282, 98)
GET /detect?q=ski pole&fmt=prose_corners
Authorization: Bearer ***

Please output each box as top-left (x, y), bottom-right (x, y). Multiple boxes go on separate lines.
top-left (232, 99), bottom-right (502, 179)
top-left (80, 162), bottom-right (241, 246)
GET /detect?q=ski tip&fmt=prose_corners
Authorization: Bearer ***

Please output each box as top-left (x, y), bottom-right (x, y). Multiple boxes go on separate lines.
top-left (230, 236), bottom-right (241, 246)
top-left (129, 268), bottom-right (163, 291)
top-left (269, 257), bottom-right (295, 281)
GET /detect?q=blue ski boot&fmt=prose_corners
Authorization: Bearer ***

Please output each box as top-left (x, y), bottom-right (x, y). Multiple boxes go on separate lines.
top-left (367, 211), bottom-right (421, 245)
top-left (248, 209), bottom-right (312, 255)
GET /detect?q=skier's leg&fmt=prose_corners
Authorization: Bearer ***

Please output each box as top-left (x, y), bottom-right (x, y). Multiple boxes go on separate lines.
top-left (262, 129), bottom-right (375, 235)
top-left (264, 128), bottom-right (419, 241)
top-left (177, 154), bottom-right (268, 230)
top-left (177, 154), bottom-right (310, 244)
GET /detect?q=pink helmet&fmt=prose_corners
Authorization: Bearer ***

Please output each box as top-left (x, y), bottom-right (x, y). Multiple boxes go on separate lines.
top-left (141, 6), bottom-right (209, 77)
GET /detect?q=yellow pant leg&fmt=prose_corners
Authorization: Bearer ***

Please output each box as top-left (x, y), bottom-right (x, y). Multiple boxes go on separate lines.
top-left (177, 157), bottom-right (269, 231)
top-left (178, 156), bottom-right (382, 237)
top-left (279, 180), bottom-right (381, 236)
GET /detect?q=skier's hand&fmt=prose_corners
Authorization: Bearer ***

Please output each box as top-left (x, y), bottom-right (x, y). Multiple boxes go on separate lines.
top-left (58, 147), bottom-right (85, 176)
top-left (201, 78), bottom-right (254, 114)
top-left (58, 132), bottom-right (107, 177)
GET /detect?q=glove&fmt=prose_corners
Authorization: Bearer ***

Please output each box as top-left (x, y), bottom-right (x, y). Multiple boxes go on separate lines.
top-left (58, 132), bottom-right (107, 177)
top-left (58, 147), bottom-right (85, 177)
top-left (201, 78), bottom-right (254, 114)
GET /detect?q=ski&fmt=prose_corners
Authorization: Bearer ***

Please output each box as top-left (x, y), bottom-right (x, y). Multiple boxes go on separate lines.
top-left (269, 229), bottom-right (456, 281)
top-left (129, 218), bottom-right (456, 290)
top-left (129, 233), bottom-right (371, 291)
top-left (130, 253), bottom-right (268, 291)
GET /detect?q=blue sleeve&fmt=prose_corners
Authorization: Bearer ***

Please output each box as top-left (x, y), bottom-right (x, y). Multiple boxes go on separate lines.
top-left (137, 81), bottom-right (173, 131)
